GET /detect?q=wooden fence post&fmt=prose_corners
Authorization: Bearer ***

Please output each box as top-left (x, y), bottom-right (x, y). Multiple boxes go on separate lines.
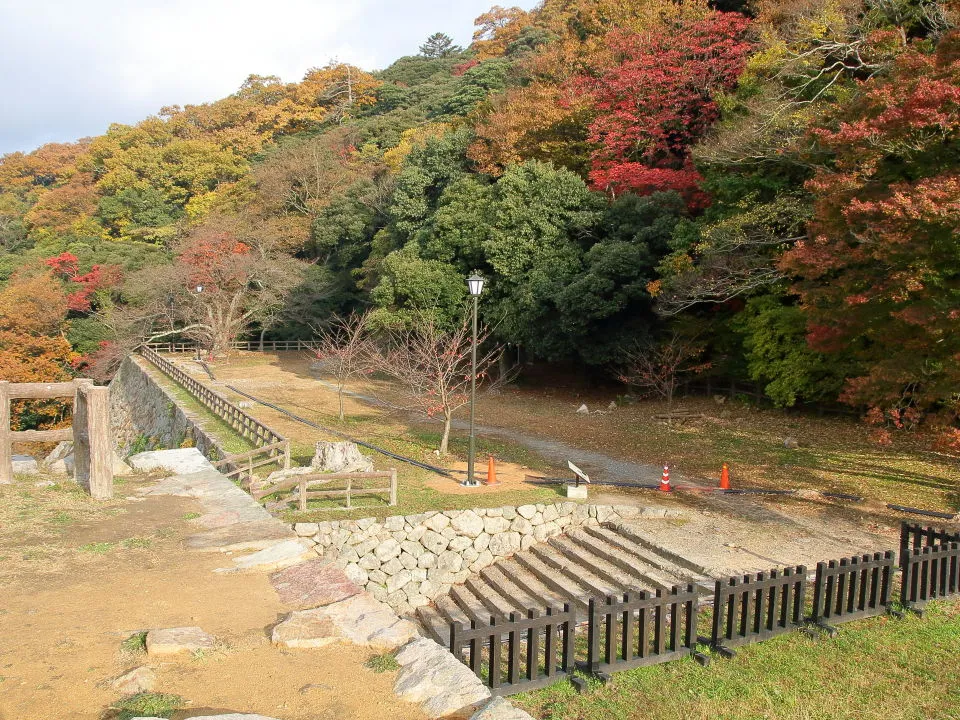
top-left (0, 380), bottom-right (10, 484)
top-left (389, 468), bottom-right (398, 506)
top-left (283, 441), bottom-right (291, 470)
top-left (73, 379), bottom-right (92, 488)
top-left (85, 385), bottom-right (113, 500)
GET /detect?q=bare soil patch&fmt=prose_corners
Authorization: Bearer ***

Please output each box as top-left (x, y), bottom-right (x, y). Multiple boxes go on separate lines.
top-left (0, 476), bottom-right (423, 720)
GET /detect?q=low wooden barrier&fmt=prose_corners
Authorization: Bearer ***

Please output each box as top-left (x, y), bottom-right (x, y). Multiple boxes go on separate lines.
top-left (214, 441), bottom-right (289, 485)
top-left (900, 524), bottom-right (960, 557)
top-left (587, 585), bottom-right (701, 673)
top-left (145, 339), bottom-right (310, 353)
top-left (0, 379), bottom-right (112, 498)
top-left (810, 552), bottom-right (895, 627)
top-left (450, 603), bottom-right (577, 696)
top-left (711, 566), bottom-right (806, 652)
top-left (251, 470), bottom-right (398, 510)
top-left (901, 542), bottom-right (960, 610)
top-left (138, 347), bottom-right (290, 469)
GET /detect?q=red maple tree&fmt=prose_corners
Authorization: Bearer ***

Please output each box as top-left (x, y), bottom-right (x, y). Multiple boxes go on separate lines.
top-left (571, 12), bottom-right (753, 207)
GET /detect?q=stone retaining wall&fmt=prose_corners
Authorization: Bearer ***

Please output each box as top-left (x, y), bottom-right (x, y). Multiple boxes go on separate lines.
top-left (110, 355), bottom-right (228, 462)
top-left (292, 503), bottom-right (677, 615)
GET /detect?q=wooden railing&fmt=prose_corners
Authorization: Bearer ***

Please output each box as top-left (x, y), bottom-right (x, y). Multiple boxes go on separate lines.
top-left (810, 552), bottom-right (895, 627)
top-left (145, 339), bottom-right (310, 353)
top-left (214, 441), bottom-right (290, 485)
top-left (450, 603), bottom-right (577, 696)
top-left (901, 542), bottom-right (960, 610)
top-left (138, 346), bottom-right (290, 470)
top-left (251, 470), bottom-right (397, 510)
top-left (587, 585), bottom-right (702, 673)
top-left (711, 566), bottom-right (807, 652)
top-left (0, 379), bottom-right (112, 498)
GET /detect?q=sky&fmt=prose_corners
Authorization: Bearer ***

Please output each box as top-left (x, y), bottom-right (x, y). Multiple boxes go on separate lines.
top-left (0, 0), bottom-right (537, 156)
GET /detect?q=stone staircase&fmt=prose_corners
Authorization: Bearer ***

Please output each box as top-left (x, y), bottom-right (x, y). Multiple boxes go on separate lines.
top-left (416, 522), bottom-right (713, 643)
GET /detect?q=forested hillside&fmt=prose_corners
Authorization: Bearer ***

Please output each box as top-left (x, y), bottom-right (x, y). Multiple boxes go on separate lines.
top-left (1, 0), bottom-right (958, 446)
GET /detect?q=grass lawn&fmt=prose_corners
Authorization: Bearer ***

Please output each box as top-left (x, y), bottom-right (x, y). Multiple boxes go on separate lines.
top-left (516, 601), bottom-right (960, 720)
top-left (162, 350), bottom-right (960, 517)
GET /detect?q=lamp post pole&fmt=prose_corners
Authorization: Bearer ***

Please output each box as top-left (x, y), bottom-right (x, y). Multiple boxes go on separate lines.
top-left (464, 274), bottom-right (484, 488)
top-left (467, 291), bottom-right (478, 485)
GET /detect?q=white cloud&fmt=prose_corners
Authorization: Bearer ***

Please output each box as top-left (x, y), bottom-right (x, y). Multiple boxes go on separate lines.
top-left (0, 0), bottom-right (534, 154)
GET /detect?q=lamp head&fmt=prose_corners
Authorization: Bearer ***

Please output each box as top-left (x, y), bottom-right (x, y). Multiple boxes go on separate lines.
top-left (467, 274), bottom-right (485, 297)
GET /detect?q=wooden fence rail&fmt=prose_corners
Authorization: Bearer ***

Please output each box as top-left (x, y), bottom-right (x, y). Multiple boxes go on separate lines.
top-left (711, 566), bottom-right (807, 652)
top-left (450, 603), bottom-right (577, 696)
top-left (251, 470), bottom-right (397, 510)
top-left (900, 524), bottom-right (960, 558)
top-left (138, 346), bottom-right (290, 472)
top-left (901, 542), bottom-right (960, 610)
top-left (810, 552), bottom-right (895, 627)
top-left (587, 585), bottom-right (701, 673)
top-left (0, 378), bottom-right (112, 498)
top-left (145, 339), bottom-right (310, 353)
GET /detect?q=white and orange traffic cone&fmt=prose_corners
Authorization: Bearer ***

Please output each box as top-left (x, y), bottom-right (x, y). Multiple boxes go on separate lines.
top-left (660, 464), bottom-right (671, 492)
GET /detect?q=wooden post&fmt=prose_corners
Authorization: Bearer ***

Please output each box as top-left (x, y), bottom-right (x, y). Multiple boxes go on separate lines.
top-left (73, 379), bottom-right (92, 488)
top-left (389, 468), bottom-right (398, 506)
top-left (0, 381), bottom-right (10, 484)
top-left (85, 385), bottom-right (113, 500)
top-left (283, 440), bottom-right (291, 470)
top-left (298, 478), bottom-right (307, 511)
top-left (345, 477), bottom-right (352, 509)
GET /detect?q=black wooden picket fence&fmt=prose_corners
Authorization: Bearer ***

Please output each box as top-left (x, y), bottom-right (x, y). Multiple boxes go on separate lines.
top-left (443, 523), bottom-right (960, 696)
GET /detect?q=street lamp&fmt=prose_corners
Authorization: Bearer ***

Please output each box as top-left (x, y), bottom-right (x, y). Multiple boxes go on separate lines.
top-left (463, 274), bottom-right (485, 487)
top-left (194, 285), bottom-right (204, 360)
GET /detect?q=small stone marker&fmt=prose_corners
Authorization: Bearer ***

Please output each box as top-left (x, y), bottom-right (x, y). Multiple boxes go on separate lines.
top-left (110, 666), bottom-right (157, 694)
top-left (12, 455), bottom-right (39, 475)
top-left (145, 626), bottom-right (215, 657)
top-left (575, 404), bottom-right (589, 415)
top-left (567, 483), bottom-right (588, 499)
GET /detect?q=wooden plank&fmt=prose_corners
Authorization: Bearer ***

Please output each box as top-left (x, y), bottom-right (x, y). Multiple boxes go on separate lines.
top-left (83, 385), bottom-right (113, 500)
top-left (10, 428), bottom-right (75, 443)
top-left (7, 381), bottom-right (78, 399)
top-left (0, 381), bottom-right (11, 484)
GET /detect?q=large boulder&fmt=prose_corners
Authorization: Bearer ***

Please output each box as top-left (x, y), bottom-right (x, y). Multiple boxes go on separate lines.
top-left (311, 441), bottom-right (374, 473)
top-left (128, 448), bottom-right (215, 474)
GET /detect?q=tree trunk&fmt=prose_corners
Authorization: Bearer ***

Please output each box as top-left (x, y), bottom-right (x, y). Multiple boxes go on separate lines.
top-left (259, 326), bottom-right (266, 352)
top-left (338, 385), bottom-right (345, 422)
top-left (439, 412), bottom-right (452, 455)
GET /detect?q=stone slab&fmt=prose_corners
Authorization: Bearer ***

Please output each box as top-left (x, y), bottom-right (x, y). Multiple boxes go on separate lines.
top-left (270, 558), bottom-right (361, 609)
top-left (272, 592), bottom-right (418, 651)
top-left (185, 520), bottom-right (294, 552)
top-left (12, 455), bottom-right (39, 474)
top-left (145, 626), bottom-right (215, 656)
top-left (471, 697), bottom-right (538, 720)
top-left (128, 448), bottom-right (216, 474)
top-left (394, 638), bottom-right (491, 718)
top-left (566, 484), bottom-right (588, 499)
top-left (222, 538), bottom-right (313, 572)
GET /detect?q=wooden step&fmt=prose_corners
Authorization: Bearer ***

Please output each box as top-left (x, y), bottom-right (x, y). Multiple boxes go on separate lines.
top-left (568, 528), bottom-right (679, 591)
top-left (497, 558), bottom-right (574, 612)
top-left (435, 593), bottom-right (470, 625)
top-left (585, 525), bottom-right (706, 584)
top-left (416, 605), bottom-right (449, 645)
top-left (529, 543), bottom-right (616, 598)
top-left (450, 584), bottom-right (499, 624)
top-left (466, 574), bottom-right (517, 618)
top-left (480, 564), bottom-right (542, 611)
top-left (601, 524), bottom-right (712, 578)
top-left (548, 534), bottom-right (651, 593)
top-left (512, 553), bottom-right (589, 612)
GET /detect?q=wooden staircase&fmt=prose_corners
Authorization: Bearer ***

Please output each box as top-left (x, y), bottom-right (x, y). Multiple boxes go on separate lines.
top-left (416, 522), bottom-right (713, 644)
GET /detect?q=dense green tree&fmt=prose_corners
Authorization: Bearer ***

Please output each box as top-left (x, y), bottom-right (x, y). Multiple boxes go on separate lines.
top-left (419, 32), bottom-right (463, 58)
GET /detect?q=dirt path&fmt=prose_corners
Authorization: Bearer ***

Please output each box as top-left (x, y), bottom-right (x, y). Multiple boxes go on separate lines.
top-left (0, 478), bottom-right (424, 720)
top-left (178, 352), bottom-right (903, 573)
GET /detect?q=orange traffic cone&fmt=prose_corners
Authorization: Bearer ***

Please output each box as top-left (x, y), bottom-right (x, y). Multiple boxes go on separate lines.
top-left (660, 464), bottom-right (671, 492)
top-left (486, 455), bottom-right (500, 486)
top-left (719, 463), bottom-right (731, 490)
